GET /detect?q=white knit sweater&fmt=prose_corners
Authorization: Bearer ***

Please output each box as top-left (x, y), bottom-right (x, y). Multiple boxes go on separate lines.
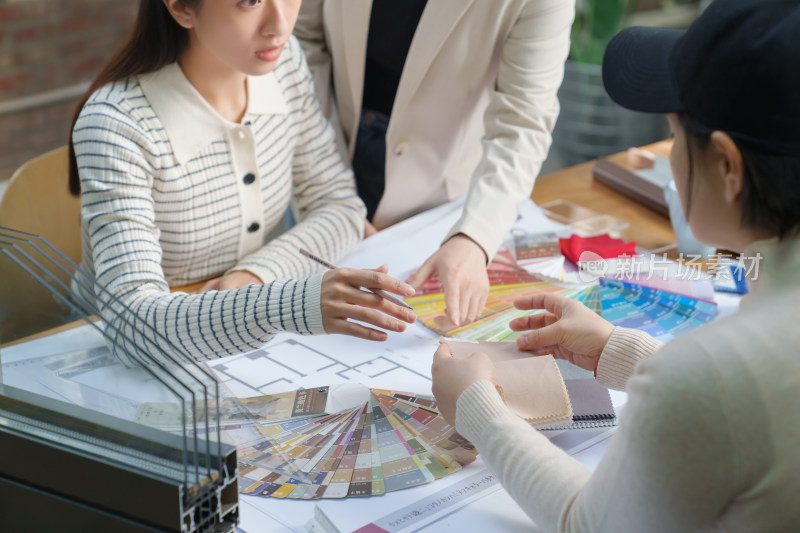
top-left (456, 235), bottom-right (800, 532)
top-left (72, 37), bottom-right (365, 365)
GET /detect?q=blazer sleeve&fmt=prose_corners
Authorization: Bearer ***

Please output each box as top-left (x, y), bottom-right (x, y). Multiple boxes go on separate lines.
top-left (294, 0), bottom-right (332, 114)
top-left (294, 0), bottom-right (350, 159)
top-left (444, 0), bottom-right (574, 259)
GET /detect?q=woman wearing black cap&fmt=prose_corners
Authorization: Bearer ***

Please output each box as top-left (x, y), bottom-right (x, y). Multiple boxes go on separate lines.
top-left (431, 0), bottom-right (800, 531)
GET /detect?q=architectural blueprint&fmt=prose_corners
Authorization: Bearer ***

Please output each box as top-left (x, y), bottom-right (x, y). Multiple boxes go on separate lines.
top-left (206, 326), bottom-right (441, 399)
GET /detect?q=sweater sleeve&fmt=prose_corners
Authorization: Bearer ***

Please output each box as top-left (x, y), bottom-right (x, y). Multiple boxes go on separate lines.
top-left (74, 97), bottom-right (327, 367)
top-left (596, 327), bottom-right (664, 391)
top-left (455, 336), bottom-right (735, 533)
top-left (230, 37), bottom-right (365, 282)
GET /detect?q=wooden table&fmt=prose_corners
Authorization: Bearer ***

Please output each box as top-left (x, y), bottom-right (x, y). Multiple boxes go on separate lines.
top-left (531, 140), bottom-right (676, 252)
top-left (3, 143), bottom-right (677, 347)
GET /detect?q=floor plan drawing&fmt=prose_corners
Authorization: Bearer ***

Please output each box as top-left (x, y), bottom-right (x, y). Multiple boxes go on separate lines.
top-left (206, 326), bottom-right (441, 399)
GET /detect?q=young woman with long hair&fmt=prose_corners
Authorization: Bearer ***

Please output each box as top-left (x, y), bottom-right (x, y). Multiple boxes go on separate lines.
top-left (69, 0), bottom-right (416, 365)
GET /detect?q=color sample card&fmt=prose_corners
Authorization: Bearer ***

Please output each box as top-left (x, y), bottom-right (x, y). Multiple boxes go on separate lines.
top-left (236, 389), bottom-right (477, 500)
top-left (407, 264), bottom-right (590, 342)
top-left (602, 272), bottom-right (716, 303)
top-left (573, 278), bottom-right (716, 342)
top-left (407, 263), bottom-right (717, 344)
top-left (135, 386), bottom-right (331, 433)
top-left (512, 231), bottom-right (561, 261)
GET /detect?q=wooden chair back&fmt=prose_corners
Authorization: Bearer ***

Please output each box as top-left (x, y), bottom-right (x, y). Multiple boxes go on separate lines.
top-left (0, 147), bottom-right (82, 344)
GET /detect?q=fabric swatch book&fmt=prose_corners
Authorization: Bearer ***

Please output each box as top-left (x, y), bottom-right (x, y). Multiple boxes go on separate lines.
top-left (442, 339), bottom-right (573, 427)
top-left (538, 378), bottom-right (616, 430)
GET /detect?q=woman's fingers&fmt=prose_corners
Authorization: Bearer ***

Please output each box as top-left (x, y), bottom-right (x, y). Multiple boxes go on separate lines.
top-left (432, 342), bottom-right (454, 365)
top-left (514, 292), bottom-right (569, 313)
top-left (323, 301), bottom-right (408, 340)
top-left (339, 302), bottom-right (409, 333)
top-left (368, 264), bottom-right (389, 274)
top-left (465, 287), bottom-right (487, 325)
top-left (198, 277), bottom-right (221, 292)
top-left (516, 323), bottom-right (563, 351)
top-left (322, 298), bottom-right (409, 339)
top-left (338, 267), bottom-right (415, 297)
top-left (441, 274), bottom-right (462, 327)
top-left (509, 311), bottom-right (557, 332)
top-left (328, 283), bottom-right (416, 323)
top-left (406, 257), bottom-right (436, 290)
top-left (327, 319), bottom-right (389, 342)
top-left (321, 267), bottom-right (419, 341)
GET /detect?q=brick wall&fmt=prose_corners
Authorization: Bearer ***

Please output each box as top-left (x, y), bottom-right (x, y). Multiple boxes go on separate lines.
top-left (0, 0), bottom-right (137, 183)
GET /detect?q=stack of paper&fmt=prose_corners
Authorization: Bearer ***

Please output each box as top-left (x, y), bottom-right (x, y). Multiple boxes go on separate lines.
top-left (236, 389), bottom-right (478, 500)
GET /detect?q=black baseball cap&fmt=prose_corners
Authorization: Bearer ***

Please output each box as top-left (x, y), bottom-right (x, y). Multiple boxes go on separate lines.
top-left (602, 0), bottom-right (800, 157)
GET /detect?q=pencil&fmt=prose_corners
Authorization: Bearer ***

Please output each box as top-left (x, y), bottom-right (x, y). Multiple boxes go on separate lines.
top-left (298, 248), bottom-right (413, 309)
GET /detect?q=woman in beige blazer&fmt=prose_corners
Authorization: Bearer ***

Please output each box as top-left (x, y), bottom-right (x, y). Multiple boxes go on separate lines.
top-left (295, 0), bottom-right (574, 327)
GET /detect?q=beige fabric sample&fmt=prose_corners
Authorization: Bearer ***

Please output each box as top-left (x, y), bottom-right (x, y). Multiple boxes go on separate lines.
top-left (443, 339), bottom-right (572, 426)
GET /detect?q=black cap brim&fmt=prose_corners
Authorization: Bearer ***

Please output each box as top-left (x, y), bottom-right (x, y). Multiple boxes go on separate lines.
top-left (602, 26), bottom-right (685, 114)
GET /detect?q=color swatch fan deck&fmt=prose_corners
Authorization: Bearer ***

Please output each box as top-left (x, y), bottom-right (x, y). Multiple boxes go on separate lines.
top-left (237, 389), bottom-right (477, 499)
top-left (407, 262), bottom-right (717, 343)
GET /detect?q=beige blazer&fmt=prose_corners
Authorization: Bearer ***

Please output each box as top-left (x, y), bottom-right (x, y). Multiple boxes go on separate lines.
top-left (295, 0), bottom-right (574, 257)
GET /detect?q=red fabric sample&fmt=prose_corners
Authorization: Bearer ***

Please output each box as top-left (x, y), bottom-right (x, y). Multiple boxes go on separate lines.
top-left (559, 234), bottom-right (637, 264)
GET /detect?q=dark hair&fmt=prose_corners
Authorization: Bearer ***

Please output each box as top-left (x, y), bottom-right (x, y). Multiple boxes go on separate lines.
top-left (68, 0), bottom-right (200, 196)
top-left (679, 112), bottom-right (800, 240)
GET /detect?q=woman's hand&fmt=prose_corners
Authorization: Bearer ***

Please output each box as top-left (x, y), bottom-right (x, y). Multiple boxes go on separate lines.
top-left (431, 343), bottom-right (500, 425)
top-left (321, 265), bottom-right (417, 341)
top-left (406, 234), bottom-right (489, 327)
top-left (510, 293), bottom-right (614, 372)
top-left (364, 219), bottom-right (379, 238)
top-left (199, 270), bottom-right (263, 292)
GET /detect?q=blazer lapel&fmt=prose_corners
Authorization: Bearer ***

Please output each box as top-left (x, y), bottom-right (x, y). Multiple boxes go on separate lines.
top-left (392, 0), bottom-right (475, 117)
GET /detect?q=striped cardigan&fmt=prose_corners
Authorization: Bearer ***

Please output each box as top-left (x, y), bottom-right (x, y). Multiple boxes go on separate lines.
top-left (73, 36), bottom-right (365, 365)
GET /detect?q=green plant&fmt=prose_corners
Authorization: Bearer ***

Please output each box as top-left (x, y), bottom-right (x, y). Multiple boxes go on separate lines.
top-left (570, 0), bottom-right (636, 64)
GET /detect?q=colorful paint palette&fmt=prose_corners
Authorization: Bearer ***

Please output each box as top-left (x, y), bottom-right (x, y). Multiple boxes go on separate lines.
top-left (236, 390), bottom-right (477, 499)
